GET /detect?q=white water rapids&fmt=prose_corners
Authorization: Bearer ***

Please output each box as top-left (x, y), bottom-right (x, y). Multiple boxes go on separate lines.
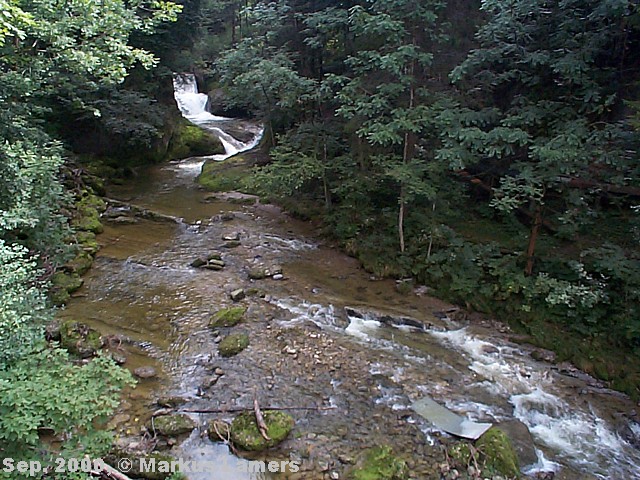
top-left (274, 298), bottom-right (640, 479)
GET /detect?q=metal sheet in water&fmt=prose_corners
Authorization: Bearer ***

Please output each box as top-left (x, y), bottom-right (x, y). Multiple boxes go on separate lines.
top-left (412, 397), bottom-right (492, 440)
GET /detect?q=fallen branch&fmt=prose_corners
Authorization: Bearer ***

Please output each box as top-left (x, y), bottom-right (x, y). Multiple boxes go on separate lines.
top-left (254, 398), bottom-right (271, 441)
top-left (180, 406), bottom-right (337, 414)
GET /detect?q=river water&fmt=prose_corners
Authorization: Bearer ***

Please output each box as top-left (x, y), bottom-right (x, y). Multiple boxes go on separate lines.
top-left (58, 74), bottom-right (640, 480)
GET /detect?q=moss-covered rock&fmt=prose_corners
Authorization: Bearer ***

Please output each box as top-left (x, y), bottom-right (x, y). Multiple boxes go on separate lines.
top-left (76, 231), bottom-right (100, 255)
top-left (447, 442), bottom-right (472, 465)
top-left (218, 333), bottom-right (249, 357)
top-left (151, 414), bottom-right (196, 437)
top-left (230, 411), bottom-right (294, 451)
top-left (167, 120), bottom-right (225, 159)
top-left (197, 155), bottom-right (254, 193)
top-left (248, 267), bottom-right (268, 280)
top-left (66, 250), bottom-right (94, 276)
top-left (349, 446), bottom-right (408, 480)
top-left (60, 320), bottom-right (102, 357)
top-left (72, 194), bottom-right (106, 234)
top-left (50, 272), bottom-right (84, 306)
top-left (209, 306), bottom-right (246, 328)
top-left (476, 427), bottom-right (521, 478)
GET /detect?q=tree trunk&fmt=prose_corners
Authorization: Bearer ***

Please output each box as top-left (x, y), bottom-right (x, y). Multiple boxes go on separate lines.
top-left (525, 206), bottom-right (542, 276)
top-left (322, 140), bottom-right (331, 209)
top-left (399, 192), bottom-right (405, 253)
top-left (398, 63), bottom-right (415, 254)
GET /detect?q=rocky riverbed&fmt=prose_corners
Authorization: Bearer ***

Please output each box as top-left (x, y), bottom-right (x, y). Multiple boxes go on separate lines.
top-left (57, 164), bottom-right (640, 480)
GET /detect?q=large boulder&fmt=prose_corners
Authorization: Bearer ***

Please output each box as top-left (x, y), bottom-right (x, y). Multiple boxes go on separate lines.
top-left (229, 411), bottom-right (294, 451)
top-left (475, 427), bottom-right (520, 478)
top-left (494, 419), bottom-right (538, 468)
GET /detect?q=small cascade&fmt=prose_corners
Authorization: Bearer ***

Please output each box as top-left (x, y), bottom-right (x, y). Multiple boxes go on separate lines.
top-left (172, 73), bottom-right (263, 163)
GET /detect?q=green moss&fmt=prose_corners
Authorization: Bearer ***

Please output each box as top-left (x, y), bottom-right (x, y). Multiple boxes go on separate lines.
top-left (197, 155), bottom-right (255, 193)
top-left (50, 272), bottom-right (84, 305)
top-left (76, 231), bottom-right (100, 255)
top-left (151, 414), bottom-right (196, 437)
top-left (218, 333), bottom-right (249, 357)
top-left (168, 120), bottom-right (224, 159)
top-left (349, 446), bottom-right (408, 480)
top-left (209, 306), bottom-right (246, 328)
top-left (72, 194), bottom-right (106, 234)
top-left (476, 427), bottom-right (520, 478)
top-left (78, 193), bottom-right (107, 213)
top-left (60, 320), bottom-right (102, 358)
top-left (230, 411), bottom-right (294, 451)
top-left (448, 442), bottom-right (472, 464)
top-left (66, 250), bottom-right (94, 276)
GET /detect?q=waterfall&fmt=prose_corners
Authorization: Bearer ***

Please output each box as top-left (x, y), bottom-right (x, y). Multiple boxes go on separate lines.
top-left (172, 73), bottom-right (263, 161)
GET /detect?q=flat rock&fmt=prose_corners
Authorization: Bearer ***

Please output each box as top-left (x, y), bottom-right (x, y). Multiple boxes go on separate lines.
top-left (133, 366), bottom-right (158, 379)
top-left (230, 288), bottom-right (246, 302)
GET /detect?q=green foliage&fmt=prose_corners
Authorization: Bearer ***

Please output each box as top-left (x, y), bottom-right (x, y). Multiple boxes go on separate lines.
top-left (215, 39), bottom-right (317, 127)
top-left (0, 0), bottom-right (177, 468)
top-left (0, 241), bottom-right (47, 364)
top-left (0, 350), bottom-right (133, 453)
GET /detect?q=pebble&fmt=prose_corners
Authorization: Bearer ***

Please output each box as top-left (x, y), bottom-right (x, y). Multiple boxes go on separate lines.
top-left (230, 288), bottom-right (246, 302)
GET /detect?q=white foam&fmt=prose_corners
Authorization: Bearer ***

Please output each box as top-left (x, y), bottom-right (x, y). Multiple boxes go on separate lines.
top-left (273, 297), bottom-right (337, 328)
top-left (345, 316), bottom-right (381, 339)
top-left (432, 328), bottom-right (640, 477)
top-left (522, 449), bottom-right (561, 474)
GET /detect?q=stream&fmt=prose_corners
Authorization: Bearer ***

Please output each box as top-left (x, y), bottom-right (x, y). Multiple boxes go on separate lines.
top-left (59, 74), bottom-right (640, 480)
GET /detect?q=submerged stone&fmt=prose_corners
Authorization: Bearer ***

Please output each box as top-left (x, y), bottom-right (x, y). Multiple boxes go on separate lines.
top-left (190, 257), bottom-right (207, 268)
top-left (209, 306), bottom-right (246, 328)
top-left (230, 411), bottom-right (294, 451)
top-left (151, 414), bottom-right (196, 437)
top-left (218, 333), bottom-right (249, 357)
top-left (248, 267), bottom-right (268, 280)
top-left (133, 366), bottom-right (158, 379)
top-left (223, 240), bottom-right (241, 248)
